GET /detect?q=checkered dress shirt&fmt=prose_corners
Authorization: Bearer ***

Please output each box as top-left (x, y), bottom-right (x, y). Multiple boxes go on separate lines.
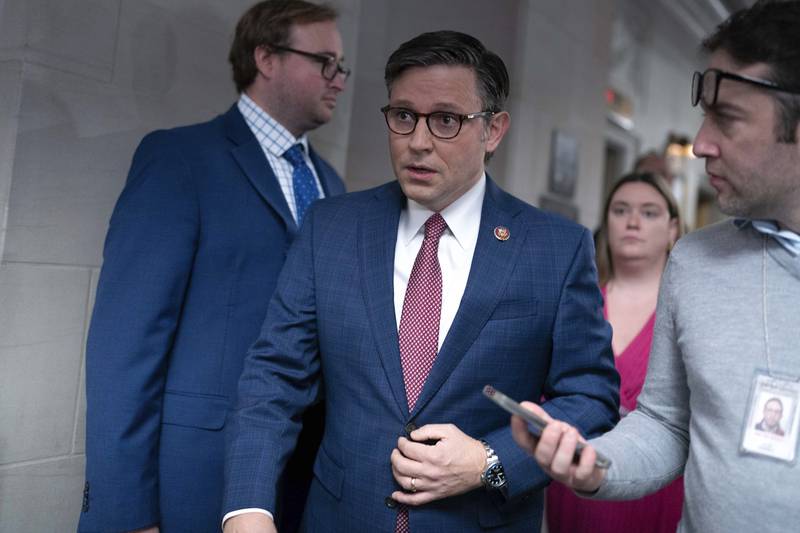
top-left (237, 93), bottom-right (324, 223)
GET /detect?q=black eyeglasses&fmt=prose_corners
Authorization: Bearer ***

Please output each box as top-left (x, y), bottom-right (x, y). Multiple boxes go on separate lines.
top-left (380, 106), bottom-right (496, 140)
top-left (267, 43), bottom-right (351, 81)
top-left (691, 68), bottom-right (800, 108)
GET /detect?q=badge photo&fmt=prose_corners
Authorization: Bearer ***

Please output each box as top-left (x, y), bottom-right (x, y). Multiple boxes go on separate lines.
top-left (740, 372), bottom-right (800, 464)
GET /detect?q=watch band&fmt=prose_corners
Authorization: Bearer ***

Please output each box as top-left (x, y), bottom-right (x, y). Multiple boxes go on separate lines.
top-left (479, 439), bottom-right (506, 489)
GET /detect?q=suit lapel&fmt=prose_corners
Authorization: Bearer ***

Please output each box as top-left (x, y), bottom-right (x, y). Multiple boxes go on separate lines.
top-left (309, 148), bottom-right (344, 197)
top-left (223, 105), bottom-right (297, 234)
top-left (360, 183), bottom-right (410, 418)
top-left (411, 178), bottom-right (527, 416)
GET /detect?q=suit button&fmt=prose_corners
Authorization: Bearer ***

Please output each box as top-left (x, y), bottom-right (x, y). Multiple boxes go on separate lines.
top-left (385, 496), bottom-right (397, 508)
top-left (82, 481), bottom-right (90, 512)
top-left (404, 423), bottom-right (417, 435)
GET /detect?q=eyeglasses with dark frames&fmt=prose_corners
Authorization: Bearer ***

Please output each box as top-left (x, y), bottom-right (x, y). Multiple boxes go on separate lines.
top-left (380, 106), bottom-right (496, 140)
top-left (691, 68), bottom-right (800, 108)
top-left (266, 43), bottom-right (351, 81)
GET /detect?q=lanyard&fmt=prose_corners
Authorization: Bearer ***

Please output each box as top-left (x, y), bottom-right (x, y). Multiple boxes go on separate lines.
top-left (762, 236), bottom-right (774, 376)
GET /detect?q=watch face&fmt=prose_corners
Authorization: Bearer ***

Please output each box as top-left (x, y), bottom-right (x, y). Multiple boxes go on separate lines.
top-left (486, 463), bottom-right (506, 488)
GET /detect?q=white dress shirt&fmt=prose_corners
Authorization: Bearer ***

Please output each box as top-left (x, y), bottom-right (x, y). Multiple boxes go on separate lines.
top-left (223, 175), bottom-right (486, 528)
top-left (394, 175), bottom-right (485, 344)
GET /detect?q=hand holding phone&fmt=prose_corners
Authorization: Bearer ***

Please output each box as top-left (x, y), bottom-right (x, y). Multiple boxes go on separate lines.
top-left (483, 385), bottom-right (611, 469)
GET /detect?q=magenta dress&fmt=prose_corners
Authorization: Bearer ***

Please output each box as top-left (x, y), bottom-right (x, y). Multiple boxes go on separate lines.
top-left (545, 287), bottom-right (684, 533)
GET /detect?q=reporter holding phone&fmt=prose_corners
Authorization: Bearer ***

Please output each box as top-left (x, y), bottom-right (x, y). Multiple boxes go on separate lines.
top-left (513, 4), bottom-right (800, 532)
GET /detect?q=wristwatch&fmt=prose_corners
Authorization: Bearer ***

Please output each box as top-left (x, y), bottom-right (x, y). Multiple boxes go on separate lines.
top-left (479, 440), bottom-right (507, 490)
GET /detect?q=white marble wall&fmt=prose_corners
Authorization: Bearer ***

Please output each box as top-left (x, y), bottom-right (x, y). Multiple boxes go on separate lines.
top-left (0, 0), bottom-right (706, 531)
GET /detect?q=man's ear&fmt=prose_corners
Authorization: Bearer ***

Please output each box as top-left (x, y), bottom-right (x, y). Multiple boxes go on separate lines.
top-left (485, 111), bottom-right (510, 153)
top-left (253, 45), bottom-right (276, 80)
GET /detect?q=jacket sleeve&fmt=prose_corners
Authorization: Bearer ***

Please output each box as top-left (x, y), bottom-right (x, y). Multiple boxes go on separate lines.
top-left (223, 203), bottom-right (322, 517)
top-left (80, 131), bottom-right (199, 531)
top-left (488, 227), bottom-right (620, 502)
top-left (591, 253), bottom-right (690, 499)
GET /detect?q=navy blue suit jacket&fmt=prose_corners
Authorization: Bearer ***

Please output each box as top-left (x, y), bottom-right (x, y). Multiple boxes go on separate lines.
top-left (224, 178), bottom-right (619, 532)
top-left (80, 105), bottom-right (345, 532)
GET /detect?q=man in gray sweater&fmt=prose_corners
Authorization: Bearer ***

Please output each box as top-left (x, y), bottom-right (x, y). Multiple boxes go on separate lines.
top-left (512, 1), bottom-right (800, 532)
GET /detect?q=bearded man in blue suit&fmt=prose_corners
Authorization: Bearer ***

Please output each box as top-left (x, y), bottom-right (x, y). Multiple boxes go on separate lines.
top-left (223, 30), bottom-right (619, 533)
top-left (79, 2), bottom-right (349, 532)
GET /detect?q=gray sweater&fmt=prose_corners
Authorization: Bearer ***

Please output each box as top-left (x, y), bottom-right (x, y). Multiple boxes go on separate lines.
top-left (591, 220), bottom-right (800, 533)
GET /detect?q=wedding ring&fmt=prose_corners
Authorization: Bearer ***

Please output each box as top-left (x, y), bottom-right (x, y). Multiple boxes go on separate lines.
top-left (410, 477), bottom-right (417, 493)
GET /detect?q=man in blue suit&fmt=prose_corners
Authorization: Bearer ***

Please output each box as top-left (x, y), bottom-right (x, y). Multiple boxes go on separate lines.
top-left (79, 2), bottom-right (348, 532)
top-left (223, 31), bottom-right (619, 533)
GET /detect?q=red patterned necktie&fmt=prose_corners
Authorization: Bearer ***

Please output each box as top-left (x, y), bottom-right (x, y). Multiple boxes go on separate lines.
top-left (396, 213), bottom-right (447, 533)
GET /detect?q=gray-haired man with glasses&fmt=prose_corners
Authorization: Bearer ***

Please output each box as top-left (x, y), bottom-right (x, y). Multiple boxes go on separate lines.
top-left (516, 2), bottom-right (800, 532)
top-left (223, 29), bottom-right (619, 533)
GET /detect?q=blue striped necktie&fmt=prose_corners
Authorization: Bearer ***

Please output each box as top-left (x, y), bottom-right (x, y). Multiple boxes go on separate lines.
top-left (282, 144), bottom-right (320, 225)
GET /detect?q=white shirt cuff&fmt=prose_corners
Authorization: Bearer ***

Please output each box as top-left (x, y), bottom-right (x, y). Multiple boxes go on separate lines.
top-left (221, 508), bottom-right (274, 530)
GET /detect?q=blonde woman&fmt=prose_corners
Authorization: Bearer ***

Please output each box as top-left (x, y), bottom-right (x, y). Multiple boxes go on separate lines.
top-left (547, 173), bottom-right (685, 533)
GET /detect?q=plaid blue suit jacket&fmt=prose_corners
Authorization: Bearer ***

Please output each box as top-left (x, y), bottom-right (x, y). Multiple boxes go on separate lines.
top-left (224, 177), bottom-right (619, 532)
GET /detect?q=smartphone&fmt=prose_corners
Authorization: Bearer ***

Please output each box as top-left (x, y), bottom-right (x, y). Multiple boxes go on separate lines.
top-left (483, 385), bottom-right (612, 469)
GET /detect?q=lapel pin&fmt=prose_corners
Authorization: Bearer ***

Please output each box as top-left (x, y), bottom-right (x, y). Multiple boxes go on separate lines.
top-left (494, 226), bottom-right (510, 241)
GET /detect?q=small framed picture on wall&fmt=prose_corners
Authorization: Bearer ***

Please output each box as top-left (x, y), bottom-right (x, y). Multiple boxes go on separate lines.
top-left (548, 129), bottom-right (579, 199)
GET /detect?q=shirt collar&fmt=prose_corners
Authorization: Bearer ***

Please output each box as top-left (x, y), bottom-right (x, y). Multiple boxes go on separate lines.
top-left (734, 218), bottom-right (800, 256)
top-left (399, 174), bottom-right (486, 249)
top-left (237, 93), bottom-right (310, 157)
